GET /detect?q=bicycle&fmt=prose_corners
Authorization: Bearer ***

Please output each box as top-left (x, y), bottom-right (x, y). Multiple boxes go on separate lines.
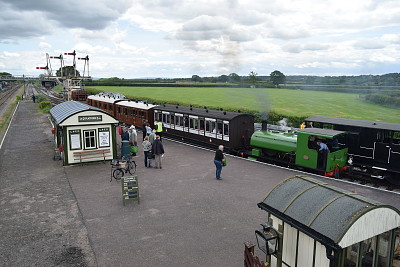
top-left (110, 157), bottom-right (136, 181)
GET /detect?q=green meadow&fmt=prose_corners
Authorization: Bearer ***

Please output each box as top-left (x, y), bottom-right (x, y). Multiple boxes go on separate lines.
top-left (88, 86), bottom-right (400, 123)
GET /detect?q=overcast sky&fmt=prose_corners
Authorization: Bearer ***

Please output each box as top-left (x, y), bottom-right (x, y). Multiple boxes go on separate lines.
top-left (0, 0), bottom-right (399, 78)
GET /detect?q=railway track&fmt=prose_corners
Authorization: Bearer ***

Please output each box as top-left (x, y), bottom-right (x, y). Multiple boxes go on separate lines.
top-left (164, 134), bottom-right (400, 193)
top-left (0, 86), bottom-right (19, 107)
top-left (31, 84), bottom-right (64, 105)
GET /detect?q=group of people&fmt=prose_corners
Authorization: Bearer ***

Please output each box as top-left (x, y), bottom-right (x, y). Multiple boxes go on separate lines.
top-left (120, 120), bottom-right (226, 179)
top-left (142, 120), bottom-right (164, 141)
top-left (142, 135), bottom-right (164, 169)
top-left (119, 121), bottom-right (165, 169)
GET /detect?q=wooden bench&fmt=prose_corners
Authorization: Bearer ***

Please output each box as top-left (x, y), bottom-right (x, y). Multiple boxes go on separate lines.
top-left (73, 149), bottom-right (112, 164)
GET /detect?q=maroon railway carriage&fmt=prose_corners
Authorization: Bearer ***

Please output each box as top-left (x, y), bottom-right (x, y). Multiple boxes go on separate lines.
top-left (114, 100), bottom-right (157, 128)
top-left (87, 93), bottom-right (125, 116)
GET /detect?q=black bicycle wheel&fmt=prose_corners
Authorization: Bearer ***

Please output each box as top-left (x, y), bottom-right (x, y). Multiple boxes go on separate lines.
top-left (128, 161), bottom-right (136, 175)
top-left (113, 169), bottom-right (124, 180)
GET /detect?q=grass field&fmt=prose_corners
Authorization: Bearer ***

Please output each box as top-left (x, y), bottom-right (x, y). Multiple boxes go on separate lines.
top-left (88, 86), bottom-right (400, 123)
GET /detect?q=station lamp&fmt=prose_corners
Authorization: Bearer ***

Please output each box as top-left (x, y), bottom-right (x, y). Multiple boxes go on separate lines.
top-left (255, 222), bottom-right (279, 255)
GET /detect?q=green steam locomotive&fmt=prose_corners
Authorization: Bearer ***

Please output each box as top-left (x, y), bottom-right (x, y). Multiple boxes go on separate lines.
top-left (250, 126), bottom-right (349, 177)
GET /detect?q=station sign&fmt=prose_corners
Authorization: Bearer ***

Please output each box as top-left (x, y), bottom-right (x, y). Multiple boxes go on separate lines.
top-left (78, 115), bottom-right (102, 122)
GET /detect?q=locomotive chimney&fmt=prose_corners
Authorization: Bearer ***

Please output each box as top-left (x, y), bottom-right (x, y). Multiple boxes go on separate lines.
top-left (261, 120), bottom-right (268, 131)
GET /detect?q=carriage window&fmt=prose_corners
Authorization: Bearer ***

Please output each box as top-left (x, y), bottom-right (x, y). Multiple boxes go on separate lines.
top-left (124, 108), bottom-right (127, 115)
top-left (216, 121), bottom-right (223, 139)
top-left (184, 115), bottom-right (189, 132)
top-left (223, 121), bottom-right (229, 141)
top-left (117, 107), bottom-right (121, 114)
top-left (154, 111), bottom-right (162, 122)
top-left (199, 118), bottom-right (205, 135)
top-left (170, 114), bottom-right (175, 129)
top-left (175, 114), bottom-right (184, 131)
top-left (393, 131), bottom-right (400, 144)
top-left (189, 116), bottom-right (199, 134)
top-left (205, 118), bottom-right (217, 138)
top-left (108, 104), bottom-right (112, 110)
top-left (162, 112), bottom-right (170, 125)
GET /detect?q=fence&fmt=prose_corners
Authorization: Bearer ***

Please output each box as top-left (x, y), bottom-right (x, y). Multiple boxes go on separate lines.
top-left (244, 242), bottom-right (267, 267)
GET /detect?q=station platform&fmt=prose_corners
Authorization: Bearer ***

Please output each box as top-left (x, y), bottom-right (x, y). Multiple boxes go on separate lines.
top-left (1, 101), bottom-right (399, 266)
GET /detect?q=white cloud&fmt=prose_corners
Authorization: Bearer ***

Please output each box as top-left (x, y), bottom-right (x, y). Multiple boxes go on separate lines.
top-left (1, 0), bottom-right (400, 77)
top-left (39, 42), bottom-right (52, 50)
top-left (3, 51), bottom-right (20, 57)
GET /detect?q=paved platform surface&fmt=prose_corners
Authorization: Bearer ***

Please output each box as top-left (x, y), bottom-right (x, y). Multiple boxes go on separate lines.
top-left (0, 101), bottom-right (96, 266)
top-left (1, 101), bottom-right (399, 267)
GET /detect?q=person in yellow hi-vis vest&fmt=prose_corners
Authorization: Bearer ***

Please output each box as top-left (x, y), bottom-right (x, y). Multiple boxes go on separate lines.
top-left (155, 121), bottom-right (163, 141)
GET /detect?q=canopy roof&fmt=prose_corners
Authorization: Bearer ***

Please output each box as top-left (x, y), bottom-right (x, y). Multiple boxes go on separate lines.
top-left (258, 175), bottom-right (400, 249)
top-left (50, 101), bottom-right (114, 125)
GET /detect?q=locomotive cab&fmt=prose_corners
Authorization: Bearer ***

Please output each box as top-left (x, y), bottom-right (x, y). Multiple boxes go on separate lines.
top-left (295, 128), bottom-right (348, 176)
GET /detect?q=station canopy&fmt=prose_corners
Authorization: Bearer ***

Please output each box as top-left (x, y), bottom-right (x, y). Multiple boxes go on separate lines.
top-left (50, 101), bottom-right (117, 126)
top-left (258, 175), bottom-right (400, 249)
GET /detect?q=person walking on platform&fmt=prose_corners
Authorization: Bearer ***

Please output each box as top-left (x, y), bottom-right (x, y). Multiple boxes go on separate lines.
top-left (32, 94), bottom-right (36, 103)
top-left (152, 135), bottom-right (164, 169)
top-left (142, 120), bottom-right (148, 140)
top-left (129, 125), bottom-right (138, 146)
top-left (149, 129), bottom-right (156, 145)
top-left (129, 125), bottom-right (138, 156)
top-left (145, 123), bottom-right (152, 137)
top-left (213, 145), bottom-right (225, 180)
top-left (142, 136), bottom-right (152, 168)
top-left (121, 127), bottom-right (130, 141)
top-left (155, 120), bottom-right (164, 141)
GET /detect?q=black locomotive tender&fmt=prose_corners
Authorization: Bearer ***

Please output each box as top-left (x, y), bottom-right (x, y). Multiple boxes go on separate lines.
top-left (306, 116), bottom-right (400, 184)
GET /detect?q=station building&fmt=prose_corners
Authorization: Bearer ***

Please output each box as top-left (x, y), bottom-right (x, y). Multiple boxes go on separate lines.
top-left (50, 101), bottom-right (118, 165)
top-left (256, 175), bottom-right (400, 267)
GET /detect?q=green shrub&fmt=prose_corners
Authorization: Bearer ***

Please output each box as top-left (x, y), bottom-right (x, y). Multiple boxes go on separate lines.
top-left (39, 101), bottom-right (52, 113)
top-left (35, 94), bottom-right (48, 103)
top-left (16, 95), bottom-right (22, 102)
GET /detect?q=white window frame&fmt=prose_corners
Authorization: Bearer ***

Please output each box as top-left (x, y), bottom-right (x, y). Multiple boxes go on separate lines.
top-left (83, 129), bottom-right (97, 149)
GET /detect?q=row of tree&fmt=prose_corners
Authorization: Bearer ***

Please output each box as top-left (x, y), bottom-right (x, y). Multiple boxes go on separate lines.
top-left (191, 70), bottom-right (286, 87)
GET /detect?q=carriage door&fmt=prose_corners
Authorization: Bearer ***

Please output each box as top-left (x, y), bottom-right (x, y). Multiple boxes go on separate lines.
top-left (373, 130), bottom-right (391, 165)
top-left (390, 131), bottom-right (400, 172)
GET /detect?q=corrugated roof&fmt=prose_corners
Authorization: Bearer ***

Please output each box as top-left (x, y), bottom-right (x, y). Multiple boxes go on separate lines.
top-left (258, 175), bottom-right (400, 249)
top-left (50, 101), bottom-right (103, 125)
top-left (306, 116), bottom-right (400, 131)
